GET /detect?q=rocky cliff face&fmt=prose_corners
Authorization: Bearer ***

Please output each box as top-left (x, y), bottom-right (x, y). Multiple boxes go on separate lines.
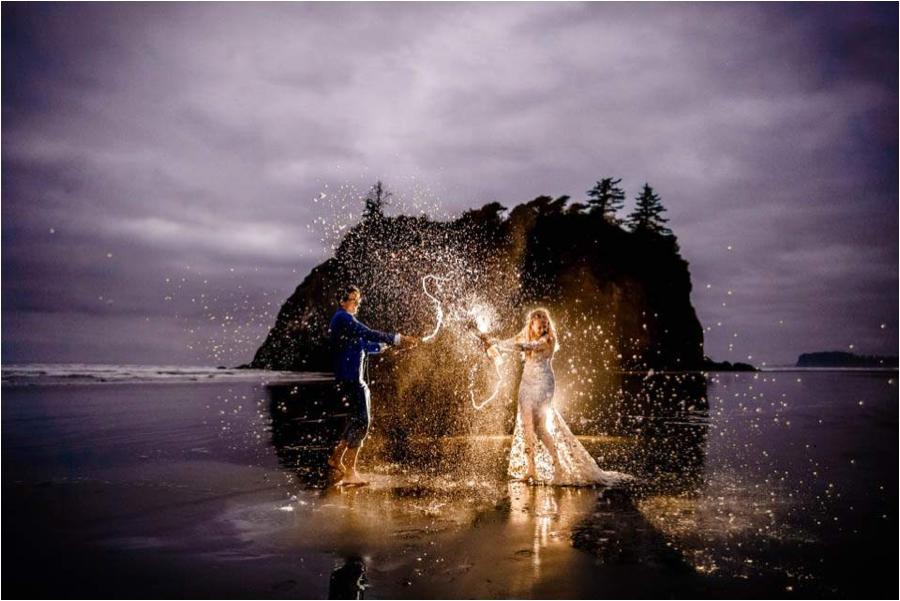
top-left (251, 196), bottom-right (704, 375)
top-left (251, 193), bottom-right (706, 459)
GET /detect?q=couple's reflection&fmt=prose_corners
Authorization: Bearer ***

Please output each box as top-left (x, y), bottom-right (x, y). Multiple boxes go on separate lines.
top-left (328, 556), bottom-right (367, 599)
top-left (507, 483), bottom-right (595, 579)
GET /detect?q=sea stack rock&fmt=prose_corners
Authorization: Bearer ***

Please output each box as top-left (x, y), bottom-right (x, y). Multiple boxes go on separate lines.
top-left (252, 195), bottom-right (704, 374)
top-left (251, 195), bottom-right (706, 441)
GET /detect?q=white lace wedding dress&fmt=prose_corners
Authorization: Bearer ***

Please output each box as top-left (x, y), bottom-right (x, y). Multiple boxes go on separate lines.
top-left (497, 331), bottom-right (632, 486)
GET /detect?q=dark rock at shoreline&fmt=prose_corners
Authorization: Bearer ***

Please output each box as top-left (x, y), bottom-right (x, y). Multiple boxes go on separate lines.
top-left (702, 356), bottom-right (758, 372)
top-left (252, 196), bottom-right (704, 373)
top-left (797, 351), bottom-right (898, 368)
top-left (249, 195), bottom-right (706, 437)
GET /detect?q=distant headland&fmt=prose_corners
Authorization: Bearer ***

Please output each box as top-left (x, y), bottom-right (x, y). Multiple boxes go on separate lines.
top-left (796, 351), bottom-right (898, 368)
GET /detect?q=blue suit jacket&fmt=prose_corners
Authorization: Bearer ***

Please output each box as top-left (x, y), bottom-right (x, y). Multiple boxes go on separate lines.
top-left (329, 309), bottom-right (397, 382)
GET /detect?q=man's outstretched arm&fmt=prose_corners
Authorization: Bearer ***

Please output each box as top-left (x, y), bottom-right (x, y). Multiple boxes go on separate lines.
top-left (338, 312), bottom-right (399, 345)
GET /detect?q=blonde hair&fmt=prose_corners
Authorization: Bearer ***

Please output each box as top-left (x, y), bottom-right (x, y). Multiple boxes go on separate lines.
top-left (524, 308), bottom-right (560, 354)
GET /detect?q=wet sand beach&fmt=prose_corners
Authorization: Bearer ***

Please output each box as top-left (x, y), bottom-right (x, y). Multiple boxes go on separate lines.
top-left (2, 368), bottom-right (897, 598)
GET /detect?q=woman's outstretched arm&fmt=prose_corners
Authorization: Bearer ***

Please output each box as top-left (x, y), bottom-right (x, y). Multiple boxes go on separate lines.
top-left (515, 335), bottom-right (552, 352)
top-left (489, 328), bottom-right (528, 353)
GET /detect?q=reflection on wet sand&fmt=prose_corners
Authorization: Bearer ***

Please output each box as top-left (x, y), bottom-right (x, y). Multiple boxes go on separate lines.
top-left (259, 371), bottom-right (895, 597)
top-left (507, 483), bottom-right (595, 582)
top-left (260, 374), bottom-right (725, 597)
top-left (3, 370), bottom-right (893, 597)
top-left (329, 556), bottom-right (368, 600)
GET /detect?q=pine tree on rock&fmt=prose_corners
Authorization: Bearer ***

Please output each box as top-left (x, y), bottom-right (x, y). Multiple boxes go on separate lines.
top-left (363, 181), bottom-right (391, 220)
top-left (586, 177), bottom-right (625, 224)
top-left (627, 183), bottom-right (672, 237)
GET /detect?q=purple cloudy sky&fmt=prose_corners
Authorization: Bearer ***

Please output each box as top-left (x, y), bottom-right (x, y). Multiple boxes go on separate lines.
top-left (2, 3), bottom-right (897, 367)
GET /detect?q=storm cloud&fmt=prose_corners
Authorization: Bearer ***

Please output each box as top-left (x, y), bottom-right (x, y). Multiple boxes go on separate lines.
top-left (2, 3), bottom-right (896, 366)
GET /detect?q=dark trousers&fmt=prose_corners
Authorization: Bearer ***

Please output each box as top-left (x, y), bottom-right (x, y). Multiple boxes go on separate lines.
top-left (335, 380), bottom-right (370, 449)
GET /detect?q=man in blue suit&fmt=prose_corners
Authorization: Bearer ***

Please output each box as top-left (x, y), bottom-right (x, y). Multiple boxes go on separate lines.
top-left (328, 285), bottom-right (418, 485)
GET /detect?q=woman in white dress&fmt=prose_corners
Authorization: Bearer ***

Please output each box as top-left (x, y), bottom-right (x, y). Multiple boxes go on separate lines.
top-left (483, 308), bottom-right (632, 486)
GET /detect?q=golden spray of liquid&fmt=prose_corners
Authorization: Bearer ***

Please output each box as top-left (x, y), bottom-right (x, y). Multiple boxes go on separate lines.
top-left (420, 274), bottom-right (506, 410)
top-left (421, 274), bottom-right (451, 343)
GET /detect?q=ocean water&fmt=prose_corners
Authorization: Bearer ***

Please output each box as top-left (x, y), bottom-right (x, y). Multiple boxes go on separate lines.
top-left (1, 365), bottom-right (896, 598)
top-left (0, 363), bottom-right (328, 386)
